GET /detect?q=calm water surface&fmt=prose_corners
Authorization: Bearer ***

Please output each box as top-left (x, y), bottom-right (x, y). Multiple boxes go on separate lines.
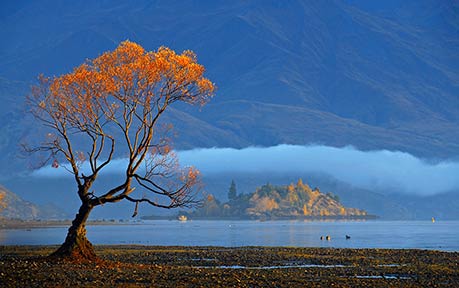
top-left (1, 220), bottom-right (458, 251)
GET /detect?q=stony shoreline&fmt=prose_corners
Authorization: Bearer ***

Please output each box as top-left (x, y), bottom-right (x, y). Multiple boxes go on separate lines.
top-left (0, 245), bottom-right (458, 287)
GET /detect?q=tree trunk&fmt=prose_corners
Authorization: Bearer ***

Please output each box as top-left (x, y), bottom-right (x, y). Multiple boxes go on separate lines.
top-left (50, 202), bottom-right (97, 261)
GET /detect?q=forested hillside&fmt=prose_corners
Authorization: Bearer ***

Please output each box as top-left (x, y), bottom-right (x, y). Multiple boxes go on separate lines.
top-left (189, 179), bottom-right (370, 219)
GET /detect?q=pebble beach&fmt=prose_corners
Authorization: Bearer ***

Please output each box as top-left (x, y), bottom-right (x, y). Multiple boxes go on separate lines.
top-left (1, 245), bottom-right (458, 287)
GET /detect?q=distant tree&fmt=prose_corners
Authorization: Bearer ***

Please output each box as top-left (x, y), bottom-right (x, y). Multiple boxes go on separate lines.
top-left (302, 204), bottom-right (308, 216)
top-left (287, 183), bottom-right (299, 206)
top-left (26, 41), bottom-right (215, 260)
top-left (201, 194), bottom-right (221, 217)
top-left (228, 179), bottom-right (237, 200)
top-left (297, 178), bottom-right (304, 188)
top-left (0, 191), bottom-right (6, 214)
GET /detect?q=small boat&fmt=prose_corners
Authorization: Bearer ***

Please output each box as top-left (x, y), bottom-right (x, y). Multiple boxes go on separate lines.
top-left (178, 215), bottom-right (188, 221)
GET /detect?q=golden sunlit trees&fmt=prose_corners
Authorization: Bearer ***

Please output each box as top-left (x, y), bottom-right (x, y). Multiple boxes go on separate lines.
top-left (27, 41), bottom-right (215, 260)
top-left (0, 191), bottom-right (6, 214)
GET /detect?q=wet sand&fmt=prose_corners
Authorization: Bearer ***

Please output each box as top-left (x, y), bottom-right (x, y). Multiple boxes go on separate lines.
top-left (0, 245), bottom-right (457, 287)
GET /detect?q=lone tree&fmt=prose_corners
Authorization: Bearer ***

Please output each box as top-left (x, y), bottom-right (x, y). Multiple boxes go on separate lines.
top-left (27, 41), bottom-right (215, 260)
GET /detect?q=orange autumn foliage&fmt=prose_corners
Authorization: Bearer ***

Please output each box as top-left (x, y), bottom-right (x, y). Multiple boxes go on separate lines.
top-left (36, 41), bottom-right (214, 131)
top-left (0, 191), bottom-right (6, 213)
top-left (31, 40), bottom-right (214, 208)
top-left (27, 41), bottom-right (215, 260)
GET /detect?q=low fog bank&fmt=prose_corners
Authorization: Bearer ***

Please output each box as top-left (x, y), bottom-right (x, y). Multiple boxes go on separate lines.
top-left (32, 145), bottom-right (459, 196)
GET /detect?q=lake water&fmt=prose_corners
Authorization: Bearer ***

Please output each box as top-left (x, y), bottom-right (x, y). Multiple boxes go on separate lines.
top-left (1, 220), bottom-right (458, 251)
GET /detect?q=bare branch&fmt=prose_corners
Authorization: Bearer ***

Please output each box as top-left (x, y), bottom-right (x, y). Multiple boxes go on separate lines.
top-left (124, 194), bottom-right (200, 211)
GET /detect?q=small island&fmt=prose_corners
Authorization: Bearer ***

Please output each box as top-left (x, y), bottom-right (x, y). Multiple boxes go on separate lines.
top-left (145, 179), bottom-right (376, 221)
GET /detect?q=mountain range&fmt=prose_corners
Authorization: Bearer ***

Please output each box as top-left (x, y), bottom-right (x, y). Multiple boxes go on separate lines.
top-left (0, 1), bottom-right (458, 219)
top-left (1, 1), bottom-right (458, 170)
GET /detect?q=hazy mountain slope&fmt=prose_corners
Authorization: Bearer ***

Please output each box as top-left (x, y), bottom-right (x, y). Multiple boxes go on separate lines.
top-left (0, 185), bottom-right (67, 220)
top-left (195, 100), bottom-right (459, 156)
